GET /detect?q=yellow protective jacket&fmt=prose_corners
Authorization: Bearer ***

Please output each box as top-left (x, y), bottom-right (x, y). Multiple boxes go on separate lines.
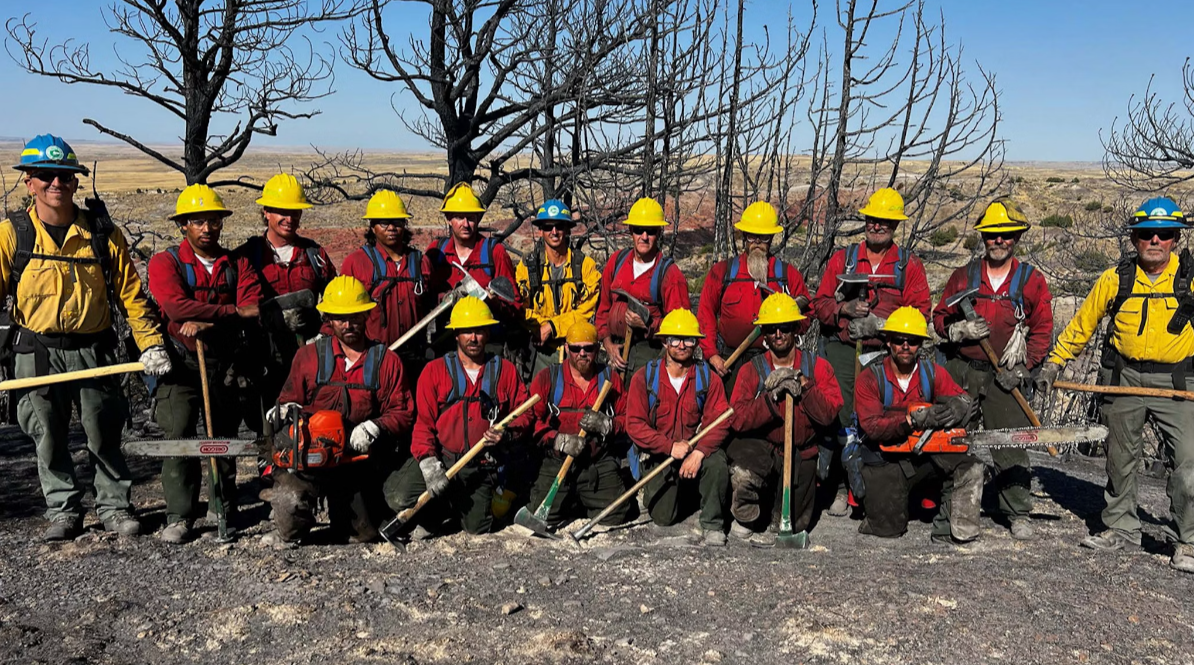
top-left (1049, 253), bottom-right (1194, 366)
top-left (515, 248), bottom-right (601, 339)
top-left (0, 206), bottom-right (164, 351)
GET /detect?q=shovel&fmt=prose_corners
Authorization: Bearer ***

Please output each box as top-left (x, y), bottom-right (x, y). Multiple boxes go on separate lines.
top-left (775, 395), bottom-right (809, 549)
top-left (195, 341), bottom-right (233, 543)
top-left (513, 381), bottom-right (615, 539)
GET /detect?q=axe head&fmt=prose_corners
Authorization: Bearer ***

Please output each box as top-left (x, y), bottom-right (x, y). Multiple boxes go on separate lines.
top-left (453, 263), bottom-right (491, 300)
top-left (512, 506), bottom-right (561, 540)
top-left (487, 276), bottom-right (518, 304)
top-left (266, 289), bottom-right (316, 310)
top-left (944, 286), bottom-right (981, 309)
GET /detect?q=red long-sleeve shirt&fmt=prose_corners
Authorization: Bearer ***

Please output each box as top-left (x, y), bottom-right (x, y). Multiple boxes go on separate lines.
top-left (427, 236), bottom-right (522, 316)
top-left (147, 240), bottom-right (263, 353)
top-left (278, 337), bottom-right (414, 435)
top-left (931, 259), bottom-right (1054, 369)
top-left (626, 361), bottom-right (731, 457)
top-left (529, 364), bottom-right (627, 456)
top-left (854, 358), bottom-right (963, 444)
top-left (411, 354), bottom-right (532, 460)
top-left (811, 243), bottom-right (931, 346)
top-left (340, 245), bottom-right (434, 347)
top-left (595, 251), bottom-right (691, 341)
top-left (729, 351), bottom-right (843, 460)
top-left (235, 234), bottom-right (336, 300)
top-left (697, 255), bottom-right (811, 358)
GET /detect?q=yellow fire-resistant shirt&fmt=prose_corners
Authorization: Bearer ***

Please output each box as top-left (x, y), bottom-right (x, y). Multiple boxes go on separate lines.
top-left (1048, 253), bottom-right (1194, 366)
top-left (0, 206), bottom-right (164, 351)
top-left (515, 248), bottom-right (601, 339)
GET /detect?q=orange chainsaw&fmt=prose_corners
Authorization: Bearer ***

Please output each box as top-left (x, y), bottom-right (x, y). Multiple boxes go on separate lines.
top-left (879, 402), bottom-right (1108, 454)
top-left (273, 409), bottom-right (368, 470)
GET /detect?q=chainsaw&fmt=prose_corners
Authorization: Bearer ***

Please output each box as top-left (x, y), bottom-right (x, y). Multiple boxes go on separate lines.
top-left (879, 402), bottom-right (1109, 454)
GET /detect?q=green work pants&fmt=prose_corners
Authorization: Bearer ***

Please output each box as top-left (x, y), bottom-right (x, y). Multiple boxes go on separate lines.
top-left (526, 453), bottom-right (631, 528)
top-left (726, 437), bottom-right (817, 532)
top-left (822, 339), bottom-right (860, 495)
top-left (944, 357), bottom-right (1033, 519)
top-left (858, 451), bottom-right (983, 540)
top-left (153, 367), bottom-right (243, 523)
top-left (384, 455), bottom-right (496, 535)
top-left (15, 346), bottom-right (131, 521)
top-left (1099, 366), bottom-right (1194, 545)
top-left (641, 448), bottom-right (730, 531)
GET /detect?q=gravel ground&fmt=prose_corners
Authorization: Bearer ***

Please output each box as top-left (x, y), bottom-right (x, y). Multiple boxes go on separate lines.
top-left (1, 426), bottom-right (1191, 665)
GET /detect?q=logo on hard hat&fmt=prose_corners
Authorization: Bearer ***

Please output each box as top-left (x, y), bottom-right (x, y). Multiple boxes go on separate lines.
top-left (548, 205), bottom-right (560, 217)
top-left (45, 145), bottom-right (64, 160)
top-left (1151, 207), bottom-right (1171, 217)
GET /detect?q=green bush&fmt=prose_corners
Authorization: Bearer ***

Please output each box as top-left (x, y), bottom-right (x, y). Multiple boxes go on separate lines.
top-left (962, 234), bottom-right (980, 250)
top-left (1071, 177), bottom-right (1080, 183)
top-left (1041, 214), bottom-right (1073, 228)
top-left (1075, 250), bottom-right (1110, 273)
top-left (1045, 176), bottom-right (1065, 183)
top-left (1085, 200), bottom-right (1104, 211)
top-left (929, 226), bottom-right (959, 247)
top-left (1103, 205), bottom-right (1114, 213)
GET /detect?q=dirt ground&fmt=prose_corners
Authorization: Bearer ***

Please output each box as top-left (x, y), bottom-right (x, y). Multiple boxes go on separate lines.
top-left (1, 426), bottom-right (1191, 665)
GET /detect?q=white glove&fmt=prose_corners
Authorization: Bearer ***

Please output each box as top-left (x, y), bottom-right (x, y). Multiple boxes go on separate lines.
top-left (267, 402), bottom-right (301, 426)
top-left (139, 345), bottom-right (172, 377)
top-left (419, 457), bottom-right (449, 497)
top-left (282, 308), bottom-right (315, 333)
top-left (349, 420), bottom-right (381, 453)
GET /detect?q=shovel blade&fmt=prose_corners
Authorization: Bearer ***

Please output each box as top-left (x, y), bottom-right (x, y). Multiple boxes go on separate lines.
top-left (775, 530), bottom-right (810, 550)
top-left (512, 506), bottom-right (560, 540)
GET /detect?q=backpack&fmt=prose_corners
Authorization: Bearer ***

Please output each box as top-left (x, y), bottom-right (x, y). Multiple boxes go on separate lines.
top-left (612, 249), bottom-right (674, 304)
top-left (965, 259), bottom-right (1035, 315)
top-left (1106, 249), bottom-right (1194, 337)
top-left (844, 242), bottom-right (909, 292)
top-left (434, 236), bottom-right (496, 278)
top-left (721, 255), bottom-right (790, 294)
top-left (361, 244), bottom-right (425, 322)
top-left (749, 350), bottom-right (816, 398)
top-left (440, 351), bottom-right (503, 413)
top-left (547, 363), bottom-right (611, 418)
top-left (869, 360), bottom-right (935, 410)
top-left (311, 336), bottom-right (387, 418)
top-left (644, 358), bottom-right (711, 427)
top-left (526, 244), bottom-right (587, 306)
top-left (8, 205), bottom-right (114, 293)
top-left (245, 235), bottom-right (332, 292)
top-left (164, 246), bottom-right (239, 302)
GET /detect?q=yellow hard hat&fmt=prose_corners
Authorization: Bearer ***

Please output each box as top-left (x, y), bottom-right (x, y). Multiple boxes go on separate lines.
top-left (256, 173), bottom-right (312, 210)
top-left (491, 487), bottom-right (516, 519)
top-left (624, 197), bottom-right (668, 227)
top-left (753, 292), bottom-right (806, 325)
top-left (317, 276), bottom-right (377, 315)
top-left (441, 182), bottom-right (486, 214)
top-left (657, 308), bottom-right (704, 338)
top-left (565, 321), bottom-right (599, 345)
top-left (445, 296), bottom-right (499, 329)
top-left (171, 184), bottom-right (232, 221)
top-left (881, 306), bottom-right (930, 338)
top-left (734, 201), bottom-right (782, 235)
top-left (975, 198), bottom-right (1029, 233)
top-left (858, 187), bottom-right (908, 222)
top-left (363, 189), bottom-right (411, 220)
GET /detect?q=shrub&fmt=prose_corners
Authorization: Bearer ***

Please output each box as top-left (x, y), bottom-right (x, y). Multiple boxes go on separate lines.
top-left (1075, 250), bottom-right (1110, 273)
top-left (962, 234), bottom-right (980, 250)
top-left (1045, 176), bottom-right (1065, 183)
top-left (1072, 177), bottom-right (1080, 183)
top-left (929, 226), bottom-right (959, 247)
top-left (1085, 200), bottom-right (1104, 211)
top-left (1041, 214), bottom-right (1073, 228)
top-left (1102, 205), bottom-right (1114, 213)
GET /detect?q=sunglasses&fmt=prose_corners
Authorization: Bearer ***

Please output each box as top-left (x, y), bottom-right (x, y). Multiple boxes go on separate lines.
top-left (665, 337), bottom-right (697, 348)
top-left (536, 222), bottom-right (575, 232)
top-left (633, 227), bottom-right (663, 237)
top-left (184, 218), bottom-right (224, 230)
top-left (762, 323), bottom-right (797, 335)
top-left (1135, 229), bottom-right (1177, 242)
top-left (980, 231), bottom-right (1021, 242)
top-left (568, 344), bottom-right (598, 354)
top-left (372, 219), bottom-right (408, 228)
top-left (30, 171), bottom-right (77, 184)
top-left (743, 233), bottom-right (772, 243)
top-left (888, 336), bottom-right (922, 348)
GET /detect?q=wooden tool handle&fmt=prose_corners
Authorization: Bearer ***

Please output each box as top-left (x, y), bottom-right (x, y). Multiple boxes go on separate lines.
top-left (686, 407), bottom-right (735, 448)
top-left (979, 338), bottom-right (1055, 455)
top-left (390, 294), bottom-right (456, 351)
top-left (1055, 380), bottom-right (1194, 401)
top-left (195, 342), bottom-right (215, 438)
top-left (724, 327), bottom-right (762, 368)
top-left (0, 361), bottom-right (146, 392)
top-left (554, 381), bottom-right (615, 482)
top-left (782, 396), bottom-right (794, 490)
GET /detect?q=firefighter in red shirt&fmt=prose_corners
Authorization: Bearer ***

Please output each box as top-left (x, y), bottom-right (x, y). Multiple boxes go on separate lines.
top-left (627, 309), bottom-right (732, 546)
top-left (340, 190), bottom-right (434, 371)
top-left (697, 202), bottom-right (812, 393)
top-left (810, 188), bottom-right (932, 517)
top-left (932, 198), bottom-right (1053, 540)
top-left (851, 307), bottom-right (983, 545)
top-left (727, 294), bottom-right (843, 542)
top-left (261, 276), bottom-right (414, 546)
top-left (147, 185), bottom-right (264, 544)
top-left (386, 296), bottom-right (533, 536)
top-left (526, 322), bottom-right (630, 528)
top-left (596, 197), bottom-right (691, 379)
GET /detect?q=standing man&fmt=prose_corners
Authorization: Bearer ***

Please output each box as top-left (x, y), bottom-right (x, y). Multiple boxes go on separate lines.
top-left (148, 185), bottom-right (264, 544)
top-left (385, 296), bottom-right (532, 537)
top-left (853, 307), bottom-right (982, 545)
top-left (516, 199), bottom-right (601, 379)
top-left (596, 197), bottom-right (691, 377)
top-left (811, 187), bottom-right (932, 516)
top-left (1036, 197), bottom-right (1194, 573)
top-left (626, 309), bottom-right (732, 546)
top-left (1, 134), bottom-right (171, 540)
top-left (697, 201), bottom-right (812, 393)
top-left (933, 198), bottom-right (1053, 540)
top-left (525, 322), bottom-right (630, 529)
top-left (727, 294), bottom-right (843, 541)
top-left (263, 276), bottom-right (414, 545)
top-left (340, 190), bottom-right (434, 370)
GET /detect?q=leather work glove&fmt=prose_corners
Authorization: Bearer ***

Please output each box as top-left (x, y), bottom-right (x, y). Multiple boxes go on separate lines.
top-left (839, 299), bottom-right (870, 320)
top-left (909, 404), bottom-right (945, 430)
top-left (554, 433), bottom-right (586, 458)
top-left (763, 367), bottom-right (803, 401)
top-left (139, 345), bottom-right (173, 377)
top-left (626, 298), bottom-right (652, 329)
top-left (349, 420), bottom-right (381, 453)
top-left (1034, 363), bottom-right (1061, 395)
top-left (282, 307), bottom-right (316, 333)
top-left (579, 410), bottom-right (613, 437)
top-left (847, 314), bottom-right (885, 341)
top-left (942, 395), bottom-right (975, 428)
top-left (947, 318), bottom-right (991, 343)
top-left (419, 457), bottom-right (450, 497)
top-left (267, 402), bottom-right (301, 427)
top-left (995, 363), bottom-right (1030, 393)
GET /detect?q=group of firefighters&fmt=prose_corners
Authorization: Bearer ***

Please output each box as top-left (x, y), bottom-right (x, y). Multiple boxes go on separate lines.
top-left (4, 133), bottom-right (1193, 574)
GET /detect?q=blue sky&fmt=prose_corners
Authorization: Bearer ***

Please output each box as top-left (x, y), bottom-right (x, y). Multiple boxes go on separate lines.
top-left (1, 0), bottom-right (1190, 162)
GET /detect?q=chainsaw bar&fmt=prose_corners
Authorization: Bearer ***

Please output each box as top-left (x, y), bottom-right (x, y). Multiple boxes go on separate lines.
top-left (961, 424), bottom-right (1108, 450)
top-left (123, 438), bottom-right (263, 458)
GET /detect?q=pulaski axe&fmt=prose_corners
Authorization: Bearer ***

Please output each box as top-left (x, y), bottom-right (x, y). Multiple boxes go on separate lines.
top-left (390, 263), bottom-right (517, 351)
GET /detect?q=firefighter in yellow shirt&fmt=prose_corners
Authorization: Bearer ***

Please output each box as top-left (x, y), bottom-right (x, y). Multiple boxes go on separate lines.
top-left (1037, 197), bottom-right (1194, 573)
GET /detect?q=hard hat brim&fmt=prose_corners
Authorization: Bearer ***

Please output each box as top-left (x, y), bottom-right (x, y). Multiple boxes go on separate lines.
top-left (753, 312), bottom-right (807, 325)
top-left (623, 219), bottom-right (670, 227)
top-left (169, 209), bottom-right (233, 222)
top-left (1130, 220), bottom-right (1189, 229)
top-left (734, 221), bottom-right (784, 235)
top-left (364, 212), bottom-right (412, 220)
top-left (316, 301), bottom-right (377, 315)
top-left (858, 207), bottom-right (908, 222)
top-left (441, 204), bottom-right (486, 214)
top-left (975, 224), bottom-right (1029, 233)
top-left (257, 197), bottom-right (313, 210)
top-left (444, 317), bottom-right (500, 330)
top-left (14, 162), bottom-right (90, 176)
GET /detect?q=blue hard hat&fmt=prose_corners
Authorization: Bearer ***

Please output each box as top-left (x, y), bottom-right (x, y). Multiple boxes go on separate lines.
top-left (14, 134), bottom-right (89, 175)
top-left (1130, 197), bottom-right (1188, 229)
top-left (535, 199), bottom-right (573, 224)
